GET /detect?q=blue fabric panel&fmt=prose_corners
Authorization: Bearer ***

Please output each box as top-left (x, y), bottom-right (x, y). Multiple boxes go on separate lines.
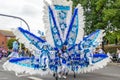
top-left (49, 6), bottom-right (63, 48)
top-left (54, 5), bottom-right (70, 10)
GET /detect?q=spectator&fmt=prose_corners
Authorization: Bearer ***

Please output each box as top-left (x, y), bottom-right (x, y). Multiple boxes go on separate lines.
top-left (112, 53), bottom-right (117, 62)
top-left (0, 50), bottom-right (3, 60)
top-left (97, 47), bottom-right (105, 54)
top-left (21, 48), bottom-right (25, 57)
top-left (117, 48), bottom-right (120, 63)
top-left (7, 49), bottom-right (12, 57)
top-left (2, 49), bottom-right (7, 57)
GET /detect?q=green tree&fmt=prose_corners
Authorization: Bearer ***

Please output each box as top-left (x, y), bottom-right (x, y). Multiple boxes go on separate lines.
top-left (7, 38), bottom-right (17, 49)
top-left (71, 0), bottom-right (120, 44)
top-left (7, 38), bottom-right (25, 50)
top-left (71, 0), bottom-right (120, 32)
top-left (105, 30), bottom-right (120, 44)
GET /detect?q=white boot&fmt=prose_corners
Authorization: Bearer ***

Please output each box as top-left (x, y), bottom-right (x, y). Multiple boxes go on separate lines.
top-left (88, 57), bottom-right (93, 66)
top-left (63, 75), bottom-right (66, 79)
top-left (58, 74), bottom-right (62, 78)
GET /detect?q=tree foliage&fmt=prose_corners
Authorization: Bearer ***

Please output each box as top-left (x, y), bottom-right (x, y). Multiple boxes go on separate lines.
top-left (7, 38), bottom-right (17, 49)
top-left (70, 0), bottom-right (120, 44)
top-left (7, 38), bottom-right (25, 50)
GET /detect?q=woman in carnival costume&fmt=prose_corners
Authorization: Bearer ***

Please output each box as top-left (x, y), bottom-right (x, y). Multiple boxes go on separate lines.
top-left (8, 41), bottom-right (19, 59)
top-left (3, 0), bottom-right (111, 79)
top-left (56, 45), bottom-right (69, 78)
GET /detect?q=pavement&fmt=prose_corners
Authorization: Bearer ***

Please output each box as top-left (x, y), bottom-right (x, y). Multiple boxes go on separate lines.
top-left (0, 57), bottom-right (120, 80)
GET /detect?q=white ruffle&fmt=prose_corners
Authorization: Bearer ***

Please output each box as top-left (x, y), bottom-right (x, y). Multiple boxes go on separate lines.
top-left (3, 57), bottom-right (110, 75)
top-left (12, 28), bottom-right (38, 51)
top-left (51, 0), bottom-right (72, 6)
top-left (3, 61), bottom-right (52, 75)
top-left (43, 0), bottom-right (55, 48)
top-left (75, 4), bottom-right (85, 44)
top-left (76, 57), bottom-right (111, 74)
top-left (95, 30), bottom-right (105, 44)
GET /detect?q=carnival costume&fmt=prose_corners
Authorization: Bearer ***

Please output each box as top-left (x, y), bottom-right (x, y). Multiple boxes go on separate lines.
top-left (3, 0), bottom-right (110, 78)
top-left (8, 41), bottom-right (19, 58)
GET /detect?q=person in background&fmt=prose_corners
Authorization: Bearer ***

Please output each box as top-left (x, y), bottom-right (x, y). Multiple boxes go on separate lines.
top-left (0, 50), bottom-right (3, 60)
top-left (7, 49), bottom-right (12, 57)
top-left (117, 48), bottom-right (120, 63)
top-left (21, 48), bottom-right (25, 57)
top-left (97, 47), bottom-right (105, 54)
top-left (25, 49), bottom-right (30, 57)
top-left (8, 41), bottom-right (19, 59)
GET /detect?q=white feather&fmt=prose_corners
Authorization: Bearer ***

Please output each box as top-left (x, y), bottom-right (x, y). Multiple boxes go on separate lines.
top-left (12, 28), bottom-right (39, 51)
top-left (3, 61), bottom-right (52, 75)
top-left (75, 4), bottom-right (85, 44)
top-left (43, 1), bottom-right (55, 48)
top-left (77, 57), bottom-right (111, 73)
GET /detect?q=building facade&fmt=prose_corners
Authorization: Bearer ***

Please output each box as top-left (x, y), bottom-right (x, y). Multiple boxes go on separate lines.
top-left (0, 30), bottom-right (15, 50)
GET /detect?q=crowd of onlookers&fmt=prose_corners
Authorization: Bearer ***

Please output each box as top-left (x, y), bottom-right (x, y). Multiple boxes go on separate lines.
top-left (0, 46), bottom-right (33, 60)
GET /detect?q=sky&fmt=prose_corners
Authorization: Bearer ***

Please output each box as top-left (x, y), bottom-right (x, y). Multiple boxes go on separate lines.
top-left (0, 0), bottom-right (51, 35)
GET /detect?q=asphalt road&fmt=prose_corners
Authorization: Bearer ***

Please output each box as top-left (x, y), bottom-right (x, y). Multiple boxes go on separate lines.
top-left (0, 58), bottom-right (120, 80)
